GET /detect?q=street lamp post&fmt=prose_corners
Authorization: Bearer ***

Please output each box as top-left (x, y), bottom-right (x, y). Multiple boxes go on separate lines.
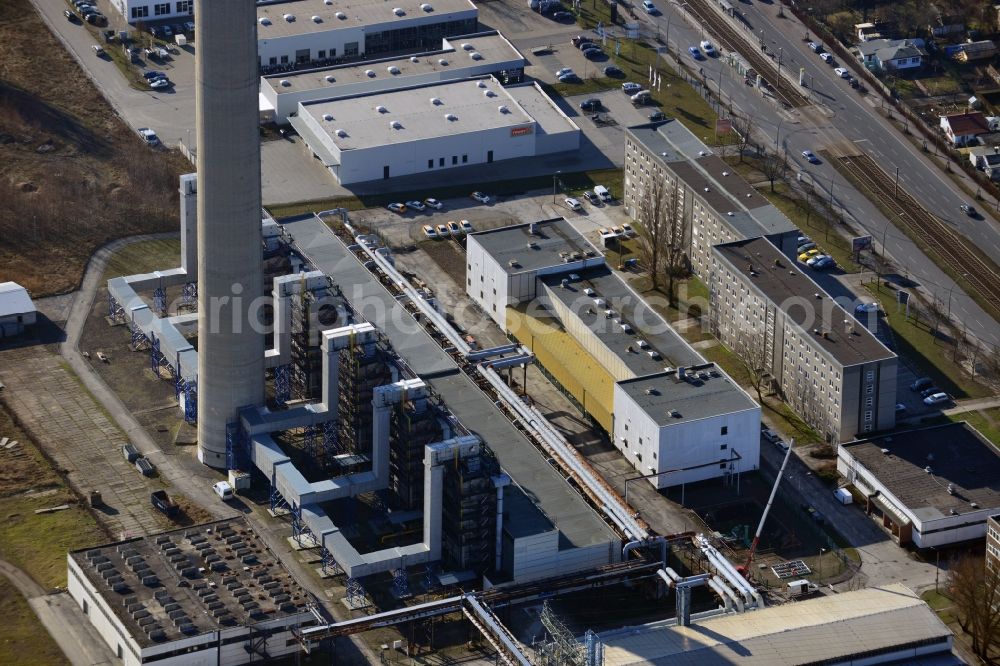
top-left (774, 117), bottom-right (785, 149)
top-left (552, 170), bottom-right (561, 204)
top-left (819, 548), bottom-right (826, 578)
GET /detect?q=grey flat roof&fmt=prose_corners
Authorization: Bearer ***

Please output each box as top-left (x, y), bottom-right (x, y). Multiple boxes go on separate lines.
top-left (470, 217), bottom-right (603, 275)
top-left (256, 0), bottom-right (477, 38)
top-left (69, 518), bottom-right (312, 647)
top-left (600, 583), bottom-right (952, 665)
top-left (714, 237), bottom-right (895, 366)
top-left (539, 266), bottom-right (703, 374)
top-left (504, 83), bottom-right (579, 138)
top-left (285, 215), bottom-right (614, 550)
top-left (301, 76), bottom-right (534, 149)
top-left (626, 120), bottom-right (797, 238)
top-left (842, 422), bottom-right (1000, 522)
top-left (263, 32), bottom-right (523, 94)
top-left (617, 368), bottom-right (758, 425)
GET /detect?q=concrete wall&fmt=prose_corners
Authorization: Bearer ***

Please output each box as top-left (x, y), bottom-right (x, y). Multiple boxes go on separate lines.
top-left (68, 555), bottom-right (143, 666)
top-left (465, 234), bottom-right (511, 330)
top-left (840, 359), bottom-right (897, 440)
top-left (0, 311), bottom-right (35, 338)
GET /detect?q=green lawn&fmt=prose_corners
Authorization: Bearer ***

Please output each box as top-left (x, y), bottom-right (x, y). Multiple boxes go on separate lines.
top-left (627, 275), bottom-right (715, 342)
top-left (920, 589), bottom-right (958, 626)
top-left (863, 283), bottom-right (991, 400)
top-left (102, 238), bottom-right (181, 281)
top-left (0, 578), bottom-right (68, 666)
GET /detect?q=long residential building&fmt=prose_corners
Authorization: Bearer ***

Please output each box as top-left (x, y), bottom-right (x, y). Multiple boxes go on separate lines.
top-left (623, 120), bottom-right (799, 276)
top-left (711, 237), bottom-right (897, 442)
top-left (466, 218), bottom-right (761, 489)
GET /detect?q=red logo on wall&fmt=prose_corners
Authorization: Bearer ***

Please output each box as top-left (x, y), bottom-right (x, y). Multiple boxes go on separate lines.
top-left (510, 126), bottom-right (533, 137)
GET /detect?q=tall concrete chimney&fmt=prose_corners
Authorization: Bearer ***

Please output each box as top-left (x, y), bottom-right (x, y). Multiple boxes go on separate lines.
top-left (195, 0), bottom-right (264, 467)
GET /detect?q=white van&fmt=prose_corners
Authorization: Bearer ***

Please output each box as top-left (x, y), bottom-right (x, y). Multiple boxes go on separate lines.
top-left (594, 185), bottom-right (612, 202)
top-left (213, 481), bottom-right (234, 500)
top-left (630, 90), bottom-right (651, 106)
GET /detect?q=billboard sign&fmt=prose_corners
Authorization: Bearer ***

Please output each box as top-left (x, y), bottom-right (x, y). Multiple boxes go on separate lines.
top-left (852, 235), bottom-right (873, 253)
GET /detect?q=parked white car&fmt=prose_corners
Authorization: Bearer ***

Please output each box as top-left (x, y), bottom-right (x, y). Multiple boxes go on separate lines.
top-left (834, 67), bottom-right (849, 78)
top-left (565, 197), bottom-right (583, 211)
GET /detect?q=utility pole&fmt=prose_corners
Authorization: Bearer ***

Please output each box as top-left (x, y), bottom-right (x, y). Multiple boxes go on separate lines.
top-left (893, 166), bottom-right (899, 199)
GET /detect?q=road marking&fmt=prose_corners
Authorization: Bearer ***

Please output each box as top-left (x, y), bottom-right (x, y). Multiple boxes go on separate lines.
top-left (853, 138), bottom-right (869, 143)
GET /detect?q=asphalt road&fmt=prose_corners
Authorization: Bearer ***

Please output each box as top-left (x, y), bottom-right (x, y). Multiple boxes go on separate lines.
top-left (624, 0), bottom-right (1000, 346)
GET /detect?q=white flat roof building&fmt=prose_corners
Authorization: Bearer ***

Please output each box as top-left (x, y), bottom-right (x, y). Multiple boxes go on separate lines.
top-left (260, 32), bottom-right (526, 123)
top-left (292, 76), bottom-right (579, 184)
top-left (111, 0), bottom-right (193, 24)
top-left (256, 0), bottom-right (478, 68)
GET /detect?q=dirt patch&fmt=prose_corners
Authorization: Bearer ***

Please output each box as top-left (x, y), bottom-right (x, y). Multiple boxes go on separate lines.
top-left (0, 0), bottom-right (188, 296)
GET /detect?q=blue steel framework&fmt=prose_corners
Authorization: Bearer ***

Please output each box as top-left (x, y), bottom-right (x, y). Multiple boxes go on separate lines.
top-left (108, 293), bottom-right (125, 323)
top-left (183, 380), bottom-right (197, 423)
top-left (392, 566), bottom-right (411, 598)
top-left (153, 286), bottom-right (167, 317)
top-left (274, 364), bottom-right (291, 405)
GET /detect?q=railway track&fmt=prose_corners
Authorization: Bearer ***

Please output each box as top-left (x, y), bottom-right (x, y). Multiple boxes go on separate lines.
top-left (681, 0), bottom-right (809, 108)
top-left (839, 153), bottom-right (1000, 312)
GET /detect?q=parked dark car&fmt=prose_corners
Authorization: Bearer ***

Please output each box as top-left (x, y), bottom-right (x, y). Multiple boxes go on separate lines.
top-left (910, 377), bottom-right (933, 392)
top-left (603, 65), bottom-right (624, 77)
top-left (579, 98), bottom-right (601, 111)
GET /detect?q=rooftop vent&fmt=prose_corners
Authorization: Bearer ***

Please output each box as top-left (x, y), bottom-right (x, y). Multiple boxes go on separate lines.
top-left (421, 2), bottom-right (433, 10)
top-left (445, 113), bottom-right (457, 121)
top-left (637, 339), bottom-right (649, 348)
top-left (925, 466), bottom-right (933, 474)
top-left (560, 278), bottom-right (569, 288)
top-left (815, 293), bottom-right (822, 299)
top-left (726, 211), bottom-right (733, 216)
top-left (366, 69), bottom-right (376, 78)
top-left (722, 170), bottom-right (730, 176)
top-left (393, 7), bottom-right (405, 15)
top-left (703, 187), bottom-right (710, 192)
top-left (528, 222), bottom-right (537, 235)
top-left (484, 89), bottom-right (496, 97)
top-left (336, 11), bottom-right (347, 18)
top-left (325, 75), bottom-right (335, 82)
top-left (471, 51), bottom-right (483, 60)
top-left (411, 56), bottom-right (419, 62)
top-left (311, 15), bottom-right (322, 22)
top-left (258, 17), bottom-right (271, 25)
top-left (390, 120), bottom-right (402, 129)
top-left (461, 42), bottom-right (474, 50)
top-left (388, 65), bottom-right (400, 74)
top-left (430, 97), bottom-right (442, 105)
top-left (880, 447), bottom-right (890, 454)
top-left (375, 104), bottom-right (387, 113)
top-left (283, 13), bottom-right (296, 21)
top-left (698, 150), bottom-right (707, 156)
top-left (335, 129), bottom-right (347, 137)
top-left (439, 59), bottom-right (449, 66)
top-left (527, 241), bottom-right (538, 249)
top-left (322, 113), bottom-right (333, 121)
top-left (671, 409), bottom-right (681, 418)
top-left (584, 287), bottom-right (596, 296)
top-left (947, 483), bottom-right (954, 493)
top-left (279, 79), bottom-right (290, 87)
top-left (498, 105), bottom-right (510, 113)
top-left (324, 0), bottom-right (332, 4)
top-left (477, 80), bottom-right (488, 88)
top-left (508, 259), bottom-right (520, 268)
top-left (971, 502), bottom-right (979, 508)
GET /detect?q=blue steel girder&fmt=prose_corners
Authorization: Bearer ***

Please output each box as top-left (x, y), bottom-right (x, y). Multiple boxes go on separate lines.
top-left (150, 333), bottom-right (162, 376)
top-left (153, 286), bottom-right (167, 317)
top-left (269, 477), bottom-right (291, 514)
top-left (322, 419), bottom-right (339, 455)
top-left (131, 321), bottom-right (149, 351)
top-left (391, 567), bottom-right (410, 598)
top-left (108, 293), bottom-right (125, 323)
top-left (274, 364), bottom-right (291, 406)
top-left (181, 282), bottom-right (197, 308)
top-left (321, 546), bottom-right (343, 576)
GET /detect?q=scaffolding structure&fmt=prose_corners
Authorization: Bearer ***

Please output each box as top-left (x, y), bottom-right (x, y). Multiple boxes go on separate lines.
top-left (337, 341), bottom-right (391, 459)
top-left (289, 281), bottom-right (342, 401)
top-left (441, 447), bottom-right (498, 573)
top-left (389, 394), bottom-right (442, 510)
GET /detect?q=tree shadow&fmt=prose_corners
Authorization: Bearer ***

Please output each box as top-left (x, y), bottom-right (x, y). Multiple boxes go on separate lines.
top-left (0, 81), bottom-right (112, 158)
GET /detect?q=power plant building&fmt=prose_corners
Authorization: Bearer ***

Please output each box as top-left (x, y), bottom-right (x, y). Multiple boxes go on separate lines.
top-left (466, 218), bottom-right (761, 489)
top-left (259, 31), bottom-right (526, 123)
top-left (256, 0), bottom-right (478, 69)
top-left (291, 77), bottom-right (579, 184)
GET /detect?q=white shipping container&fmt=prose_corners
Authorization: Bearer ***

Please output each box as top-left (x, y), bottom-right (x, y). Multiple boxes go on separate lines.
top-left (834, 487), bottom-right (853, 505)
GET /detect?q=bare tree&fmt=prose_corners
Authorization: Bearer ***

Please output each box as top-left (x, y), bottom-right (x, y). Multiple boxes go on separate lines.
top-left (730, 326), bottom-right (770, 403)
top-left (634, 177), bottom-right (688, 302)
top-left (760, 149), bottom-right (786, 192)
top-left (730, 113), bottom-right (755, 164)
top-left (947, 555), bottom-right (1000, 662)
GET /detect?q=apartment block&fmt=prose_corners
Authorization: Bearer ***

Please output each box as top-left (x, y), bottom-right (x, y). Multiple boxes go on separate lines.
top-left (711, 237), bottom-right (897, 442)
top-left (989, 514), bottom-right (1000, 572)
top-left (623, 120), bottom-right (799, 276)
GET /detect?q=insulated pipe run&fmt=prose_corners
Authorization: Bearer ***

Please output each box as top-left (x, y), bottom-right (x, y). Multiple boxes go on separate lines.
top-left (701, 542), bottom-right (757, 608)
top-left (463, 595), bottom-right (532, 666)
top-left (707, 578), bottom-right (734, 612)
top-left (712, 575), bottom-right (744, 612)
top-left (603, 507), bottom-right (634, 541)
top-left (623, 536), bottom-right (668, 565)
top-left (656, 568), bottom-right (675, 590)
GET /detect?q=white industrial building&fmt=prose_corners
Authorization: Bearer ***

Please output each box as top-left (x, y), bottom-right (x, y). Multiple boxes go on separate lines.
top-left (67, 518), bottom-right (316, 666)
top-left (256, 0), bottom-right (478, 69)
top-left (0, 281), bottom-right (37, 338)
top-left (838, 422), bottom-right (1000, 547)
top-left (598, 583), bottom-right (954, 665)
top-left (291, 76), bottom-right (579, 184)
top-left (110, 0), bottom-right (193, 23)
top-left (466, 219), bottom-right (761, 489)
top-left (260, 31), bottom-right (525, 123)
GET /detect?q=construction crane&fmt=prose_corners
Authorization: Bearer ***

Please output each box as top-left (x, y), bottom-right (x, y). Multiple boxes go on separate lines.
top-left (739, 438), bottom-right (794, 576)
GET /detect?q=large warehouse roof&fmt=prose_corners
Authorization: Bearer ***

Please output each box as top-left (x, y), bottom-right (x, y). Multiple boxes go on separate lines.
top-left (263, 32), bottom-right (522, 93)
top-left (256, 0), bottom-right (477, 38)
top-left (599, 583), bottom-right (953, 665)
top-left (300, 76), bottom-right (534, 149)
